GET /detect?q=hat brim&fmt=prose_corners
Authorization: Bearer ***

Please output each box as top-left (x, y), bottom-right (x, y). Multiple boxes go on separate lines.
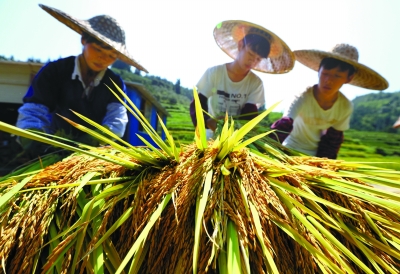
top-left (294, 50), bottom-right (388, 90)
top-left (39, 4), bottom-right (148, 73)
top-left (213, 20), bottom-right (295, 74)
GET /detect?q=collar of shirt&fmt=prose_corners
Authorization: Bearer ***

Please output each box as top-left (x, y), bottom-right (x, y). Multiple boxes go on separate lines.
top-left (71, 56), bottom-right (107, 96)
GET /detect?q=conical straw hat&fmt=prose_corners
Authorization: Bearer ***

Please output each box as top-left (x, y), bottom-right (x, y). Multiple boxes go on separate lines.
top-left (213, 20), bottom-right (295, 74)
top-left (39, 4), bottom-right (148, 73)
top-left (294, 44), bottom-right (388, 90)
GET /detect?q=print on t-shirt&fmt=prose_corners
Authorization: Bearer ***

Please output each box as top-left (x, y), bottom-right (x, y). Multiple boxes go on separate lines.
top-left (216, 90), bottom-right (247, 116)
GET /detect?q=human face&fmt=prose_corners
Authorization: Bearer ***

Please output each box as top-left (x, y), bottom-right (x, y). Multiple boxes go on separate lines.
top-left (82, 41), bottom-right (118, 72)
top-left (317, 66), bottom-right (353, 96)
top-left (236, 43), bottom-right (263, 72)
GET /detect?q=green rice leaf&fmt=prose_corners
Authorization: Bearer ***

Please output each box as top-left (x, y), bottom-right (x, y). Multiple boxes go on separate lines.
top-left (157, 114), bottom-right (180, 162)
top-left (307, 215), bottom-right (373, 274)
top-left (73, 171), bottom-right (99, 197)
top-left (249, 201), bottom-right (279, 274)
top-left (0, 175), bottom-right (32, 210)
top-left (233, 131), bottom-right (273, 152)
top-left (193, 169), bottom-right (213, 274)
top-left (192, 87), bottom-right (208, 150)
top-left (227, 220), bottom-right (241, 274)
top-left (233, 101), bottom-right (280, 143)
top-left (116, 193), bottom-right (172, 274)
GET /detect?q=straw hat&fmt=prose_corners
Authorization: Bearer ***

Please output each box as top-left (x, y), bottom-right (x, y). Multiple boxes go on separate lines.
top-left (393, 116), bottom-right (400, 129)
top-left (213, 20), bottom-right (295, 74)
top-left (294, 44), bottom-right (388, 90)
top-left (39, 4), bottom-right (148, 73)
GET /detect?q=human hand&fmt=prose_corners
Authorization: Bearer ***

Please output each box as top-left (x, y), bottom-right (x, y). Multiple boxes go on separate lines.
top-left (206, 118), bottom-right (218, 131)
top-left (206, 116), bottom-right (225, 131)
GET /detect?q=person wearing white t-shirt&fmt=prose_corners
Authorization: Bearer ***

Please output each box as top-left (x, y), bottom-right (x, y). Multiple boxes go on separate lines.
top-left (271, 44), bottom-right (388, 159)
top-left (190, 20), bottom-right (295, 139)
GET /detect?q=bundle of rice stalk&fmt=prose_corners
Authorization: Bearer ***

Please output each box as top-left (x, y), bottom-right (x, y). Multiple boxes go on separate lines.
top-left (0, 85), bottom-right (399, 274)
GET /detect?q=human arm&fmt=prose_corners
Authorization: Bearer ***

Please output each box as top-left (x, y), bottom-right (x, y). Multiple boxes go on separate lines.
top-left (316, 127), bottom-right (344, 159)
top-left (16, 103), bottom-right (52, 132)
top-left (269, 91), bottom-right (305, 143)
top-left (16, 60), bottom-right (63, 132)
top-left (101, 102), bottom-right (128, 137)
top-left (316, 99), bottom-right (353, 159)
top-left (270, 117), bottom-right (294, 143)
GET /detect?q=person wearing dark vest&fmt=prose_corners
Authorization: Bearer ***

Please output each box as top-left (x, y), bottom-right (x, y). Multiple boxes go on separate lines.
top-left (16, 4), bottom-right (148, 159)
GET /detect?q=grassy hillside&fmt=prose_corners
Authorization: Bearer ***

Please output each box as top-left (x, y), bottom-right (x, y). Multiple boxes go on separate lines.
top-left (338, 129), bottom-right (400, 170)
top-left (350, 91), bottom-right (400, 132)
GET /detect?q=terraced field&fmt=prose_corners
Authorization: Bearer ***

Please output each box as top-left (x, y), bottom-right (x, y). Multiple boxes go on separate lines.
top-left (164, 106), bottom-right (400, 170)
top-left (339, 129), bottom-right (400, 170)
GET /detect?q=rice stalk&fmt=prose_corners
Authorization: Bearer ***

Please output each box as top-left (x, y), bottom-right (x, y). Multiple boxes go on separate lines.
top-left (0, 87), bottom-right (399, 273)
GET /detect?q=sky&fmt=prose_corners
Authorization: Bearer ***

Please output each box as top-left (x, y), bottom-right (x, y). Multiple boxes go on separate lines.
top-left (1, 0), bottom-right (399, 112)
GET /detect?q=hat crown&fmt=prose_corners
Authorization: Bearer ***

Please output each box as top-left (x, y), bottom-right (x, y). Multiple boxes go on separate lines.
top-left (247, 27), bottom-right (272, 42)
top-left (331, 43), bottom-right (359, 62)
top-left (88, 15), bottom-right (125, 44)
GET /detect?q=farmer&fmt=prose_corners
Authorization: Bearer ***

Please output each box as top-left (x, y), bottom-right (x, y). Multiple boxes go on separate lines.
top-left (271, 44), bottom-right (388, 159)
top-left (16, 4), bottom-right (148, 159)
top-left (190, 20), bottom-right (295, 139)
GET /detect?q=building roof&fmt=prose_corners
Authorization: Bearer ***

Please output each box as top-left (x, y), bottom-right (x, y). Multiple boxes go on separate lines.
top-left (0, 60), bottom-right (44, 103)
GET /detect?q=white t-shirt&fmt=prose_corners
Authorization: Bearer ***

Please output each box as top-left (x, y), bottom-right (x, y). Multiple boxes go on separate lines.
top-left (197, 64), bottom-right (265, 117)
top-left (283, 86), bottom-right (353, 156)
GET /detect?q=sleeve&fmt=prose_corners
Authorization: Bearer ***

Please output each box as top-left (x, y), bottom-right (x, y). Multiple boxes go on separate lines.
top-left (283, 92), bottom-right (306, 119)
top-left (16, 103), bottom-right (52, 132)
top-left (190, 68), bottom-right (216, 128)
top-left (101, 74), bottom-right (128, 137)
top-left (270, 117), bottom-right (294, 143)
top-left (269, 90), bottom-right (306, 143)
top-left (332, 101), bottom-right (354, 131)
top-left (316, 127), bottom-right (344, 159)
top-left (17, 61), bottom-right (62, 132)
top-left (196, 67), bottom-right (214, 98)
top-left (101, 102), bottom-right (128, 137)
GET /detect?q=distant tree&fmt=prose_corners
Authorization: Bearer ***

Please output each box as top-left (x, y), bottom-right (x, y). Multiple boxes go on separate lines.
top-left (27, 57), bottom-right (42, 63)
top-left (174, 79), bottom-right (181, 94)
top-left (350, 91), bottom-right (400, 132)
top-left (111, 60), bottom-right (131, 72)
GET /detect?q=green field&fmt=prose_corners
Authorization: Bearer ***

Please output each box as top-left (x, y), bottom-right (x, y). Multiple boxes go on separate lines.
top-left (165, 104), bottom-right (195, 145)
top-left (338, 129), bottom-right (400, 170)
top-left (164, 106), bottom-right (400, 170)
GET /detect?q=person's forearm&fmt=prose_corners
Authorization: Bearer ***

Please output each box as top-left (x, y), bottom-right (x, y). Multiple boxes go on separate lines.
top-left (102, 102), bottom-right (129, 137)
top-left (270, 117), bottom-right (293, 143)
top-left (316, 127), bottom-right (344, 159)
top-left (16, 103), bottom-right (52, 132)
top-left (239, 103), bottom-right (258, 120)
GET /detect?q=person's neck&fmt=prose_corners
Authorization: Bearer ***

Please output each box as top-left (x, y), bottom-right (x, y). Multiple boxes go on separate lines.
top-left (226, 62), bottom-right (249, 82)
top-left (78, 55), bottom-right (97, 87)
top-left (313, 85), bottom-right (339, 110)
